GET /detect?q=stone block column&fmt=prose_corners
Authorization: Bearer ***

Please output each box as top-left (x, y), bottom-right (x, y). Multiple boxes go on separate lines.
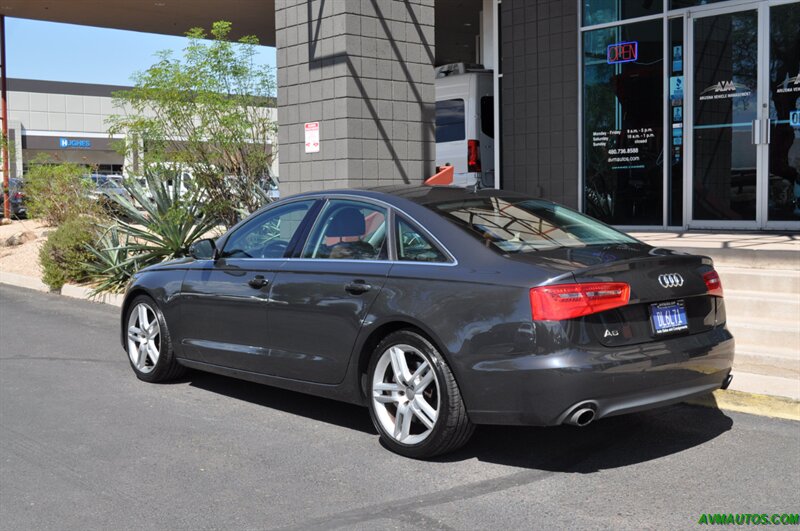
top-left (275, 0), bottom-right (436, 195)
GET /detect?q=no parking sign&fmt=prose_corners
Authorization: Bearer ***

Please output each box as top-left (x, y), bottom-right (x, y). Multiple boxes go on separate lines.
top-left (304, 122), bottom-right (320, 153)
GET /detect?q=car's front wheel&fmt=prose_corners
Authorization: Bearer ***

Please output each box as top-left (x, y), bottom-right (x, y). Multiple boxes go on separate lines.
top-left (125, 295), bottom-right (185, 382)
top-left (367, 330), bottom-right (474, 458)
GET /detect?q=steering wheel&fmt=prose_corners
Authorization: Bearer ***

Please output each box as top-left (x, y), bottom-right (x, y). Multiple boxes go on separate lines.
top-left (259, 239), bottom-right (289, 258)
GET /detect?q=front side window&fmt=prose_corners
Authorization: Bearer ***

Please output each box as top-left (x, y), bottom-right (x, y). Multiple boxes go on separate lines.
top-left (432, 197), bottom-right (638, 254)
top-left (222, 200), bottom-right (315, 259)
top-left (396, 217), bottom-right (448, 263)
top-left (303, 199), bottom-right (387, 260)
top-left (435, 99), bottom-right (466, 143)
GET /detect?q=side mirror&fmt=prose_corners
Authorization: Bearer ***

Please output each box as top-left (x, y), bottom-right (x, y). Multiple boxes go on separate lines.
top-left (189, 238), bottom-right (218, 260)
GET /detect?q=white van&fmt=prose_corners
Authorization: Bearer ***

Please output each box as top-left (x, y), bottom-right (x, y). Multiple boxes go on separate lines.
top-left (435, 63), bottom-right (495, 188)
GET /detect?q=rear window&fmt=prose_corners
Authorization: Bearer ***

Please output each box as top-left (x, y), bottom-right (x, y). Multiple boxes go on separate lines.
top-left (431, 197), bottom-right (638, 253)
top-left (435, 99), bottom-right (465, 143)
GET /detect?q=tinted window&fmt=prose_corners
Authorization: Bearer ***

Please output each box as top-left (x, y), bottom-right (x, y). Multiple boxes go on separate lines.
top-left (480, 96), bottom-right (494, 139)
top-left (583, 19), bottom-right (664, 225)
top-left (396, 217), bottom-right (448, 263)
top-left (435, 99), bottom-right (465, 143)
top-left (583, 0), bottom-right (662, 26)
top-left (432, 197), bottom-right (637, 253)
top-left (222, 200), bottom-right (314, 259)
top-left (303, 199), bottom-right (387, 260)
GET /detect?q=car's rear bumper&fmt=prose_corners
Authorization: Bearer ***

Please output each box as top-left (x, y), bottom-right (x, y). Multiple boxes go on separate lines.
top-left (464, 326), bottom-right (734, 426)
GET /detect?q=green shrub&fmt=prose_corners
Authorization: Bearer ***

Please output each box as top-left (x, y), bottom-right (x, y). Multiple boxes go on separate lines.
top-left (85, 224), bottom-right (142, 295)
top-left (24, 157), bottom-right (98, 225)
top-left (39, 217), bottom-right (96, 291)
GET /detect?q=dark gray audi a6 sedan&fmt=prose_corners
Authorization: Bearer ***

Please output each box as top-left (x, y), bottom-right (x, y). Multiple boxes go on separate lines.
top-left (121, 186), bottom-right (734, 458)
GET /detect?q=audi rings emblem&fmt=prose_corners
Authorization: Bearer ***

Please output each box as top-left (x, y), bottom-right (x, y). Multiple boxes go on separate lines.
top-left (658, 273), bottom-right (684, 288)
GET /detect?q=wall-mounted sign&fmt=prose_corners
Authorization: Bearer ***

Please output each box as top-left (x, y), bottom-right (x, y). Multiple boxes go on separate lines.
top-left (607, 41), bottom-right (638, 64)
top-left (59, 137), bottom-right (91, 149)
top-left (791, 110), bottom-right (800, 128)
top-left (304, 122), bottom-right (320, 154)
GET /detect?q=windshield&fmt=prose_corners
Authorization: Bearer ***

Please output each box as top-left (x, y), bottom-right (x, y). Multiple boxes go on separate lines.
top-left (431, 197), bottom-right (638, 253)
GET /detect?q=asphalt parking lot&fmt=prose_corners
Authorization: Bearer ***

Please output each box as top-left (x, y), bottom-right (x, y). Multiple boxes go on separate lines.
top-left (1, 284), bottom-right (798, 530)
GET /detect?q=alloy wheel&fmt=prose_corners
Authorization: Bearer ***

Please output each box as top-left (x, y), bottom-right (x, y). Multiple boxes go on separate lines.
top-left (371, 344), bottom-right (440, 445)
top-left (127, 303), bottom-right (161, 373)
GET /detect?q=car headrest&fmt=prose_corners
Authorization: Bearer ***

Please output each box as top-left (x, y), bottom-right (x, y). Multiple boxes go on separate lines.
top-left (325, 207), bottom-right (366, 238)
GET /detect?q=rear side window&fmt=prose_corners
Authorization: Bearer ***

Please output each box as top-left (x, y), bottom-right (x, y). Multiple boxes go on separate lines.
top-left (303, 199), bottom-right (388, 260)
top-left (435, 99), bottom-right (465, 143)
top-left (395, 217), bottom-right (448, 263)
top-left (431, 197), bottom-right (638, 254)
top-left (480, 96), bottom-right (494, 139)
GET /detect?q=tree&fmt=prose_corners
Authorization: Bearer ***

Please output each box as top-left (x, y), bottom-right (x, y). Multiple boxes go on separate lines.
top-left (109, 20), bottom-right (278, 228)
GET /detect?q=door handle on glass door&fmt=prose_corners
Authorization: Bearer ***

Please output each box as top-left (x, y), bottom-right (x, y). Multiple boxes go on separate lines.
top-left (751, 119), bottom-right (760, 144)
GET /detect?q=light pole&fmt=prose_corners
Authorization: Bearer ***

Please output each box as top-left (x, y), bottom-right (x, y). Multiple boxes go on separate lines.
top-left (1, 15), bottom-right (10, 221)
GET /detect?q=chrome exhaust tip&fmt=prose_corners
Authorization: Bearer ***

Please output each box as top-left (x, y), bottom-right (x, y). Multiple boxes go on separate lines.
top-left (721, 373), bottom-right (733, 390)
top-left (565, 406), bottom-right (596, 427)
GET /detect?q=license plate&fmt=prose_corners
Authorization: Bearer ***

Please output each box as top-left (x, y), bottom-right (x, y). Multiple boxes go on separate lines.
top-left (650, 300), bottom-right (688, 335)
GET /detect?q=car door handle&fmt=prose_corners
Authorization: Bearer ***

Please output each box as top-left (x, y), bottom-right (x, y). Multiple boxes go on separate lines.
top-left (248, 275), bottom-right (269, 289)
top-left (344, 280), bottom-right (372, 294)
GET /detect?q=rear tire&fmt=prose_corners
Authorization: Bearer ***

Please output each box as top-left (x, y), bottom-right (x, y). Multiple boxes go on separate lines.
top-left (367, 330), bottom-right (474, 458)
top-left (124, 295), bottom-right (186, 382)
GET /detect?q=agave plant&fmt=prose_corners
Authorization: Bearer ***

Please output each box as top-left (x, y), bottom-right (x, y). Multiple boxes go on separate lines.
top-left (108, 169), bottom-right (219, 265)
top-left (84, 224), bottom-right (141, 295)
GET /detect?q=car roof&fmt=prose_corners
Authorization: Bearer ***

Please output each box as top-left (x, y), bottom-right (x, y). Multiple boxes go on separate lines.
top-left (290, 185), bottom-right (532, 207)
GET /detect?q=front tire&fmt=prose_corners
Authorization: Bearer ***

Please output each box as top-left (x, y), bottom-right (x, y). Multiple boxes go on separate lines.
top-left (367, 330), bottom-right (474, 458)
top-left (125, 295), bottom-right (185, 382)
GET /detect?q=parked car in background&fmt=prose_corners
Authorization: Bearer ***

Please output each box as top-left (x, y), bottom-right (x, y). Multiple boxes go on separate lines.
top-left (84, 174), bottom-right (132, 215)
top-left (1, 177), bottom-right (27, 219)
top-left (120, 186), bottom-right (734, 459)
top-left (435, 63), bottom-right (495, 188)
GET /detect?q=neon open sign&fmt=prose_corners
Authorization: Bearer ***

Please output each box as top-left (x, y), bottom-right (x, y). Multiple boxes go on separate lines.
top-left (607, 41), bottom-right (638, 64)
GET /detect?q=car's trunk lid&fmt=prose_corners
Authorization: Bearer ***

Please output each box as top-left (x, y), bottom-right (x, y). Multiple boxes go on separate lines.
top-left (507, 244), bottom-right (721, 347)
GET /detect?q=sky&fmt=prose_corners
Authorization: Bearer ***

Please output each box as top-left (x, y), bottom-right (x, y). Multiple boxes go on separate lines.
top-left (5, 18), bottom-right (277, 87)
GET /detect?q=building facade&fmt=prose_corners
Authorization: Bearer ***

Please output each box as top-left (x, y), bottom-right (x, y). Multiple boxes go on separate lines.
top-left (500, 0), bottom-right (800, 231)
top-left (2, 0), bottom-right (798, 231)
top-left (5, 78), bottom-right (278, 180)
top-left (6, 78), bottom-right (128, 177)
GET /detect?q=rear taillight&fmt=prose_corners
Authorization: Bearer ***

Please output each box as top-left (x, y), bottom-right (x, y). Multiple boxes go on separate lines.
top-left (467, 139), bottom-right (481, 173)
top-left (703, 270), bottom-right (723, 297)
top-left (530, 282), bottom-right (630, 321)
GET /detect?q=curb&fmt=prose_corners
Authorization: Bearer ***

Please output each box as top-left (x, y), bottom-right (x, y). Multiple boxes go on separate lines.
top-left (687, 389), bottom-right (800, 422)
top-left (1, 271), bottom-right (798, 421)
top-left (0, 271), bottom-right (123, 307)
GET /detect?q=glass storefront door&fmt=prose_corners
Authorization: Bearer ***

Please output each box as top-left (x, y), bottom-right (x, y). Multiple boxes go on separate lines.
top-left (767, 2), bottom-right (800, 225)
top-left (688, 1), bottom-right (800, 229)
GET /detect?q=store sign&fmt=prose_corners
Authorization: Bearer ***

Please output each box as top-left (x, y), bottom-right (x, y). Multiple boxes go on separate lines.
top-left (777, 74), bottom-right (800, 94)
top-left (698, 80), bottom-right (751, 101)
top-left (607, 41), bottom-right (638, 64)
top-left (59, 137), bottom-right (91, 149)
top-left (304, 122), bottom-right (320, 153)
